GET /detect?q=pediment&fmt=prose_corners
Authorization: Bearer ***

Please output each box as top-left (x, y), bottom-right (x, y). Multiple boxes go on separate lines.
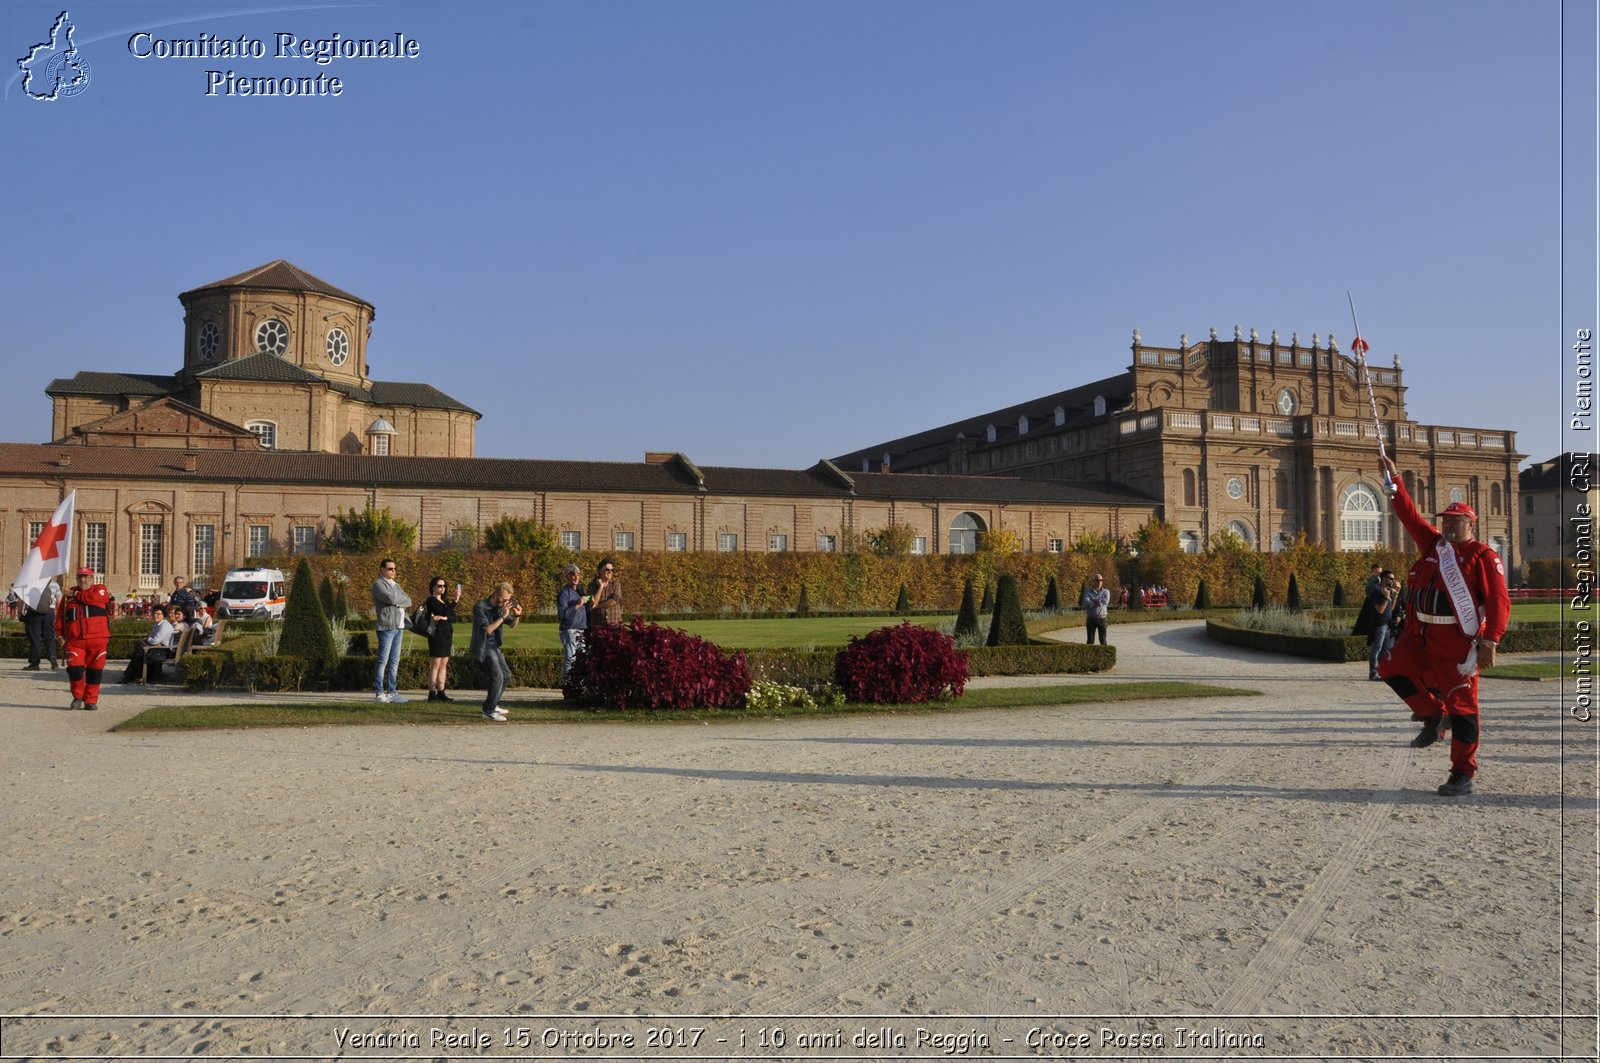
top-left (65, 398), bottom-right (264, 450)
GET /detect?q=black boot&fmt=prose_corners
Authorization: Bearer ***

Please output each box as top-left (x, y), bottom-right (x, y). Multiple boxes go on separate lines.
top-left (1410, 715), bottom-right (1443, 748)
top-left (1437, 771), bottom-right (1474, 797)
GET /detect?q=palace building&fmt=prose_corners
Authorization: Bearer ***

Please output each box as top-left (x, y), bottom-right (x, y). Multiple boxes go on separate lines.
top-left (4, 262), bottom-right (1160, 592)
top-left (834, 326), bottom-right (1524, 569)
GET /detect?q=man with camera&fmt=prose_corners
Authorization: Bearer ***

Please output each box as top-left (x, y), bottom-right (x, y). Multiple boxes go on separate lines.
top-left (470, 581), bottom-right (522, 722)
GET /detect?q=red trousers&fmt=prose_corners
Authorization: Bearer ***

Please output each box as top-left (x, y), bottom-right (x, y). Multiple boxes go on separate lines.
top-left (63, 639), bottom-right (108, 707)
top-left (1378, 626), bottom-right (1480, 776)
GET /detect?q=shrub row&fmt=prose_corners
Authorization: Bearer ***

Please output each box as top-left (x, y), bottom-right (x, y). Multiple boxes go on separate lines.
top-left (1205, 619), bottom-right (1564, 661)
top-left (1205, 619), bottom-right (1366, 662)
top-left (234, 543), bottom-right (1417, 618)
top-left (177, 636), bottom-right (1116, 692)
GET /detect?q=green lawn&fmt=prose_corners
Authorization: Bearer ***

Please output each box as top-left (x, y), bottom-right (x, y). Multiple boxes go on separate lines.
top-left (113, 680), bottom-right (1257, 731)
top-left (1483, 662), bottom-right (1563, 680)
top-left (1509, 601), bottom-right (1593, 625)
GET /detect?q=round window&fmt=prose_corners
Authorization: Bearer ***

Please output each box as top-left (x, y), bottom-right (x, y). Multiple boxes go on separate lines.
top-left (326, 328), bottom-right (349, 366)
top-left (198, 321), bottom-right (219, 359)
top-left (1226, 477), bottom-right (1245, 500)
top-left (1277, 389), bottom-right (1297, 415)
top-left (255, 319), bottom-right (289, 356)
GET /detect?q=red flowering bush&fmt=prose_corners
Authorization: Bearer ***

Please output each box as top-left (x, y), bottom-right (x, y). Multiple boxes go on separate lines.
top-left (569, 617), bottom-right (751, 711)
top-left (833, 621), bottom-right (969, 704)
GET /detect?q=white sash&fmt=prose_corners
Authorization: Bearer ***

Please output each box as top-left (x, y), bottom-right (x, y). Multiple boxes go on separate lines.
top-left (1435, 538), bottom-right (1480, 637)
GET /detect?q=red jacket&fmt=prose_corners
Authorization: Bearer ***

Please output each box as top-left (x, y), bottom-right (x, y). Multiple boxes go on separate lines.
top-left (1390, 480), bottom-right (1509, 644)
top-left (57, 584), bottom-right (112, 642)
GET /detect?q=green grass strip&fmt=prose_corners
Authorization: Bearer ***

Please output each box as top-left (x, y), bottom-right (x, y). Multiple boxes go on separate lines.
top-left (1482, 662), bottom-right (1563, 680)
top-left (113, 681), bottom-right (1254, 732)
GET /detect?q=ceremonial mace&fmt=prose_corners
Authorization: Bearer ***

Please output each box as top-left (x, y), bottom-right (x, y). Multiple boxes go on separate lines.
top-left (1347, 291), bottom-right (1393, 492)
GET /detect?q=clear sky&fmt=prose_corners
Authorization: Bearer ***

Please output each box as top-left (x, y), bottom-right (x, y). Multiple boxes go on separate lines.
top-left (3, 0), bottom-right (1591, 471)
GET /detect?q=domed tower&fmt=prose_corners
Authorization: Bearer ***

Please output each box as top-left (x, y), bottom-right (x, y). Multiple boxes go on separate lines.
top-left (177, 260), bottom-right (375, 386)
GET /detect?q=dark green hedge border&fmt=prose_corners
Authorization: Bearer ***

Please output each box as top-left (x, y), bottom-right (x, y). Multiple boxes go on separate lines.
top-left (1205, 620), bottom-right (1564, 661)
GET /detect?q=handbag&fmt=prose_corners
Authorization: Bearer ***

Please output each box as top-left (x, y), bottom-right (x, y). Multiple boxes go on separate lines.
top-left (410, 605), bottom-right (435, 637)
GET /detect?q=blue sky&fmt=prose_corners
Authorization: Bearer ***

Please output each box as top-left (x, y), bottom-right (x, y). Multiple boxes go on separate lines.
top-left (3, 0), bottom-right (1591, 470)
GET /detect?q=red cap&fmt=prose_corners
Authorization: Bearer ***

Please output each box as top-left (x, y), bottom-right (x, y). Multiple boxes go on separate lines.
top-left (1438, 501), bottom-right (1477, 522)
top-left (76, 566), bottom-right (94, 576)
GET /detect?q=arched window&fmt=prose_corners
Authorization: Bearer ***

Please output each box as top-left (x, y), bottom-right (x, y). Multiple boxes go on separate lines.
top-left (1054, 406), bottom-right (1065, 426)
top-left (1093, 396), bottom-right (1107, 417)
top-left (244, 420), bottom-right (276, 450)
top-left (1182, 469), bottom-right (1196, 507)
top-left (1226, 520), bottom-right (1255, 547)
top-left (986, 424), bottom-right (997, 443)
top-left (1179, 531), bottom-right (1202, 554)
top-left (1017, 416), bottom-right (1029, 435)
top-left (1490, 483), bottom-right (1503, 515)
top-left (1339, 482), bottom-right (1384, 550)
top-left (948, 512), bottom-right (987, 555)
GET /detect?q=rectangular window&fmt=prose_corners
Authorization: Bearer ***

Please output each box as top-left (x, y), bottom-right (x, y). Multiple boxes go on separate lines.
top-left (247, 524), bottom-right (270, 558)
top-left (665, 532), bottom-right (687, 552)
top-left (1526, 527), bottom-right (1535, 547)
top-left (83, 522), bottom-right (107, 578)
top-left (718, 533), bottom-right (739, 552)
top-left (1048, 538), bottom-right (1064, 553)
top-left (192, 524), bottom-right (216, 586)
top-left (560, 530), bottom-right (582, 551)
top-left (28, 520), bottom-right (45, 546)
top-left (769, 534), bottom-right (788, 552)
top-left (817, 534), bottom-right (836, 553)
top-left (139, 523), bottom-right (163, 588)
top-left (910, 536), bottom-right (927, 555)
top-left (371, 434), bottom-right (390, 456)
top-left (1525, 496), bottom-right (1535, 514)
top-left (292, 525), bottom-right (317, 555)
top-left (614, 531), bottom-right (635, 552)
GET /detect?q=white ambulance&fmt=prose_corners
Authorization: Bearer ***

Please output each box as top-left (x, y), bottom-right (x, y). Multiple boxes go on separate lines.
top-left (216, 567), bottom-right (288, 619)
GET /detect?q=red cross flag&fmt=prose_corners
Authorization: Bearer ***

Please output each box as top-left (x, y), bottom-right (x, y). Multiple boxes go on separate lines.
top-left (10, 490), bottom-right (75, 611)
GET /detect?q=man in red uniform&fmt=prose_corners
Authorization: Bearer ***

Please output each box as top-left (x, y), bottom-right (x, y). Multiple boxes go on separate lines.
top-left (1376, 455), bottom-right (1510, 796)
top-left (56, 566), bottom-right (112, 710)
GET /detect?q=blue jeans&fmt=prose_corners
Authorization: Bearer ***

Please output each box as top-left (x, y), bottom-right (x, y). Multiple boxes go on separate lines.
top-left (1368, 626), bottom-right (1393, 678)
top-left (483, 646), bottom-right (512, 712)
top-left (560, 628), bottom-right (585, 685)
top-left (374, 627), bottom-right (404, 694)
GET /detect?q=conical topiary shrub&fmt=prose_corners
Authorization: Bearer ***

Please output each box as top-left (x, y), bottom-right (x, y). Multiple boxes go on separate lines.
top-left (278, 557), bottom-right (337, 681)
top-left (986, 573), bottom-right (1030, 647)
top-left (1332, 582), bottom-right (1347, 607)
top-left (796, 584), bottom-right (811, 616)
top-left (1043, 575), bottom-right (1060, 611)
top-left (954, 578), bottom-right (980, 639)
top-left (1195, 578), bottom-right (1211, 611)
top-left (979, 581), bottom-right (994, 613)
top-left (895, 583), bottom-right (911, 614)
top-left (1286, 573), bottom-right (1303, 612)
top-left (319, 575), bottom-right (336, 620)
top-left (332, 582), bottom-right (348, 621)
top-left (1252, 575), bottom-right (1269, 610)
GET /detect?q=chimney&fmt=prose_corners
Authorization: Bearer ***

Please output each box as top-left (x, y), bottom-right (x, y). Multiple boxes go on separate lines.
top-left (183, 452), bottom-right (198, 473)
top-left (56, 455), bottom-right (71, 468)
top-left (644, 452), bottom-right (674, 464)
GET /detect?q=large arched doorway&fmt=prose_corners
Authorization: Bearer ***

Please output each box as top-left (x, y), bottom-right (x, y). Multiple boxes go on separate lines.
top-left (1339, 482), bottom-right (1385, 550)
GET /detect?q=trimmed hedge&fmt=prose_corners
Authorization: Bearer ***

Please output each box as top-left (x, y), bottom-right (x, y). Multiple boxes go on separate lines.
top-left (1205, 619), bottom-right (1564, 661)
top-left (1206, 619), bottom-right (1365, 661)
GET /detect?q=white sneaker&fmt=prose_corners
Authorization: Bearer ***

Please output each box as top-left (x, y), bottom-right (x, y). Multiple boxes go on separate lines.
top-left (482, 710), bottom-right (506, 722)
top-left (388, 693), bottom-right (408, 704)
top-left (491, 706), bottom-right (508, 720)
top-left (375, 692), bottom-right (390, 703)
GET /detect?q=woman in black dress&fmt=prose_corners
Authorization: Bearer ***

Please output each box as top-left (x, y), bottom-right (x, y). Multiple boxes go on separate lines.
top-left (423, 576), bottom-right (459, 701)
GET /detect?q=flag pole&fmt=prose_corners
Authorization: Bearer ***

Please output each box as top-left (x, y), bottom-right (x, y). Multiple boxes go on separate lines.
top-left (1347, 291), bottom-right (1392, 491)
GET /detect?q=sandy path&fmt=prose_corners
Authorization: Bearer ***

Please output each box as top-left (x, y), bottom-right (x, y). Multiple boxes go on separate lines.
top-left (0, 622), bottom-right (1592, 1059)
